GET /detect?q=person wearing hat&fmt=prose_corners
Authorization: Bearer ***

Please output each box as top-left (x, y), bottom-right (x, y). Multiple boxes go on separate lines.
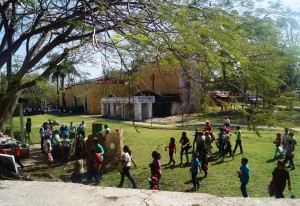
top-left (203, 120), bottom-right (212, 132)
top-left (272, 160), bottom-right (292, 198)
top-left (104, 124), bottom-right (110, 135)
top-left (59, 123), bottom-right (69, 137)
top-left (224, 116), bottom-right (230, 126)
top-left (12, 142), bottom-right (24, 169)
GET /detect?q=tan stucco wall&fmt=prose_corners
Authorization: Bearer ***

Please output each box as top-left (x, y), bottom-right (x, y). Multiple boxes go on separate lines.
top-left (136, 65), bottom-right (181, 94)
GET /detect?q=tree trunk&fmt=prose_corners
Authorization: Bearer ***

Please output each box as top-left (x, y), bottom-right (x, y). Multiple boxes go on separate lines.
top-left (0, 92), bottom-right (21, 132)
top-left (61, 76), bottom-right (66, 107)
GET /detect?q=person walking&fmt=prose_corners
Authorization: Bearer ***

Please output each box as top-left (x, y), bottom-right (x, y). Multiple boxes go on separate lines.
top-left (167, 137), bottom-right (176, 165)
top-left (117, 145), bottom-right (137, 189)
top-left (273, 133), bottom-right (283, 159)
top-left (179, 132), bottom-right (191, 165)
top-left (149, 151), bottom-right (162, 189)
top-left (233, 126), bottom-right (243, 155)
top-left (272, 160), bottom-right (292, 198)
top-left (190, 151), bottom-right (201, 190)
top-left (238, 158), bottom-right (250, 197)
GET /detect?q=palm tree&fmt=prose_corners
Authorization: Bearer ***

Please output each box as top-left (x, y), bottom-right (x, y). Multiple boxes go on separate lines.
top-left (51, 56), bottom-right (80, 107)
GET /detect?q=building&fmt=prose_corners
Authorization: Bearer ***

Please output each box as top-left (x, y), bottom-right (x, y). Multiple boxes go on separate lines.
top-left (62, 64), bottom-right (202, 120)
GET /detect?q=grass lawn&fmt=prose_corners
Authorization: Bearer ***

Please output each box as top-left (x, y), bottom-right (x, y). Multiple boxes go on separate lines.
top-left (8, 113), bottom-right (300, 198)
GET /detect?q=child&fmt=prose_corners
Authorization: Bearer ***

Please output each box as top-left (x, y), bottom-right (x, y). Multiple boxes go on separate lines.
top-left (43, 135), bottom-right (53, 167)
top-left (91, 138), bottom-right (104, 184)
top-left (238, 158), bottom-right (250, 197)
top-left (149, 176), bottom-right (159, 190)
top-left (223, 135), bottom-right (234, 160)
top-left (93, 151), bottom-right (102, 185)
top-left (217, 128), bottom-right (226, 158)
top-left (201, 149), bottom-right (208, 178)
top-left (204, 131), bottom-right (213, 158)
top-left (180, 132), bottom-right (190, 165)
top-left (167, 137), bottom-right (176, 165)
top-left (71, 152), bottom-right (84, 184)
top-left (12, 142), bottom-right (24, 169)
top-left (62, 134), bottom-right (71, 165)
top-left (51, 130), bottom-right (61, 162)
top-left (273, 133), bottom-right (283, 159)
top-left (196, 132), bottom-right (205, 158)
top-left (233, 126), bottom-right (243, 155)
top-left (272, 160), bottom-right (291, 198)
top-left (190, 151), bottom-right (201, 190)
top-left (283, 139), bottom-right (295, 170)
top-left (149, 151), bottom-right (162, 190)
top-left (117, 145), bottom-right (137, 189)
top-left (193, 129), bottom-right (199, 150)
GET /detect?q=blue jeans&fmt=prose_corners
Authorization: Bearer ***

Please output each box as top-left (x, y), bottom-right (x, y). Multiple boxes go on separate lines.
top-left (241, 182), bottom-right (248, 197)
top-left (180, 147), bottom-right (189, 164)
top-left (93, 169), bottom-right (103, 182)
top-left (120, 166), bottom-right (136, 187)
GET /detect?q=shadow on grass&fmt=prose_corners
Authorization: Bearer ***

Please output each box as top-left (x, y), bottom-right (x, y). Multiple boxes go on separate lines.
top-left (59, 174), bottom-right (71, 182)
top-left (31, 173), bottom-right (53, 179)
top-left (266, 156), bottom-right (284, 163)
top-left (212, 158), bottom-right (233, 165)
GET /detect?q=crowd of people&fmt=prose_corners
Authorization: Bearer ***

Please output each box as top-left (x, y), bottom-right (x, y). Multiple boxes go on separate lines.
top-left (3, 115), bottom-right (297, 199)
top-left (162, 116), bottom-right (296, 198)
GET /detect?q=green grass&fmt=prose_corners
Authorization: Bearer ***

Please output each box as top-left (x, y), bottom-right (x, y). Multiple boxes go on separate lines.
top-left (8, 113), bottom-right (300, 198)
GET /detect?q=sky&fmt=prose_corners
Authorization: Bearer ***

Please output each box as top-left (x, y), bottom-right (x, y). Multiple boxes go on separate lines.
top-left (78, 0), bottom-right (300, 79)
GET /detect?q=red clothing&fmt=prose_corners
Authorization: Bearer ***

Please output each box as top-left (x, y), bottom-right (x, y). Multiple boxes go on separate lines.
top-left (275, 136), bottom-right (282, 148)
top-left (94, 153), bottom-right (102, 171)
top-left (224, 126), bottom-right (230, 134)
top-left (0, 149), bottom-right (7, 154)
top-left (150, 185), bottom-right (159, 190)
top-left (204, 123), bottom-right (212, 132)
top-left (13, 146), bottom-right (21, 157)
top-left (169, 142), bottom-right (176, 152)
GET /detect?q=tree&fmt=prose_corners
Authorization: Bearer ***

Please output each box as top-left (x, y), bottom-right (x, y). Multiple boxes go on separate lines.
top-left (50, 55), bottom-right (80, 107)
top-left (0, 0), bottom-right (163, 130)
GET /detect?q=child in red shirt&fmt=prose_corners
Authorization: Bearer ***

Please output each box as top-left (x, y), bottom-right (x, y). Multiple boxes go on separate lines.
top-left (93, 152), bottom-right (102, 185)
top-left (12, 142), bottom-right (24, 169)
top-left (273, 133), bottom-right (283, 159)
top-left (167, 137), bottom-right (176, 165)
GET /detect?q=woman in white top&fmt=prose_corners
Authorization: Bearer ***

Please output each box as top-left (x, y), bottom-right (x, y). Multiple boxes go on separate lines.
top-left (117, 145), bottom-right (137, 188)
